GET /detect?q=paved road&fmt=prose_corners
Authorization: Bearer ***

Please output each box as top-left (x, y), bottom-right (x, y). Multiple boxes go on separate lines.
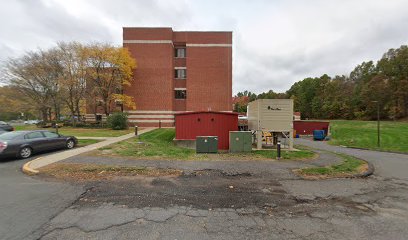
top-left (38, 146), bottom-right (408, 240)
top-left (296, 138), bottom-right (408, 181)
top-left (0, 155), bottom-right (83, 240)
top-left (2, 138), bottom-right (408, 240)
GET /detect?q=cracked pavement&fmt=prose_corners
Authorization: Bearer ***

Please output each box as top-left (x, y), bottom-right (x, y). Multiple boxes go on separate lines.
top-left (2, 139), bottom-right (408, 239)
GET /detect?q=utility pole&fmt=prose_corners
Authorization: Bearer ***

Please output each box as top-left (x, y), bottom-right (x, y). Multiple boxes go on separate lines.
top-left (377, 102), bottom-right (380, 148)
top-left (372, 101), bottom-right (380, 148)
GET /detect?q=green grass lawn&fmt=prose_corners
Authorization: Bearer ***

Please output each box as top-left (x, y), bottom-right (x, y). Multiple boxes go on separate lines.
top-left (329, 120), bottom-right (408, 153)
top-left (98, 128), bottom-right (315, 161)
top-left (298, 153), bottom-right (366, 177)
top-left (77, 139), bottom-right (102, 147)
top-left (14, 125), bottom-right (134, 137)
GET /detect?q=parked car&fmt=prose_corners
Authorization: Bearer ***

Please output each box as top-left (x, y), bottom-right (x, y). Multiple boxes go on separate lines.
top-left (0, 121), bottom-right (14, 131)
top-left (0, 130), bottom-right (78, 159)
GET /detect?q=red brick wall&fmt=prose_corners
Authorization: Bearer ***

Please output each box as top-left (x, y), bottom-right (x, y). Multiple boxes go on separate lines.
top-left (123, 28), bottom-right (174, 111)
top-left (121, 27), bottom-right (232, 126)
top-left (123, 27), bottom-right (173, 41)
top-left (186, 46), bottom-right (232, 111)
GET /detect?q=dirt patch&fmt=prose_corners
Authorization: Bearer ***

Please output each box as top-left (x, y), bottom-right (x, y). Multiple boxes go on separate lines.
top-left (39, 163), bottom-right (182, 181)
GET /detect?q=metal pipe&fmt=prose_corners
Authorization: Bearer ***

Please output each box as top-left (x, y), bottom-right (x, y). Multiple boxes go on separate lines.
top-left (277, 141), bottom-right (281, 160)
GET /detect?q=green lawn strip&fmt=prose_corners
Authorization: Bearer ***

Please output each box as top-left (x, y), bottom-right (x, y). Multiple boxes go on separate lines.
top-left (13, 125), bottom-right (133, 137)
top-left (77, 139), bottom-right (102, 147)
top-left (101, 128), bottom-right (205, 160)
top-left (298, 153), bottom-right (366, 177)
top-left (99, 128), bottom-right (315, 161)
top-left (329, 120), bottom-right (408, 153)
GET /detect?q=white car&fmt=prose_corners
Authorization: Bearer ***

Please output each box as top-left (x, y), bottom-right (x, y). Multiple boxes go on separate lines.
top-left (24, 120), bottom-right (40, 125)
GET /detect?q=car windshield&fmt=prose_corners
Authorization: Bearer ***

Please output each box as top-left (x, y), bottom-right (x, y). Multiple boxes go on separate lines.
top-left (0, 132), bottom-right (22, 140)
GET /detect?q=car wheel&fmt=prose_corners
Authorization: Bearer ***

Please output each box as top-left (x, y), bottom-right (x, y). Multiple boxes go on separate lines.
top-left (66, 139), bottom-right (75, 149)
top-left (20, 147), bottom-right (32, 159)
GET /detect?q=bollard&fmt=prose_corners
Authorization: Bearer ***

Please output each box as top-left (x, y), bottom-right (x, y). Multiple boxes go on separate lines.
top-left (134, 126), bottom-right (138, 136)
top-left (55, 123), bottom-right (59, 134)
top-left (277, 141), bottom-right (281, 160)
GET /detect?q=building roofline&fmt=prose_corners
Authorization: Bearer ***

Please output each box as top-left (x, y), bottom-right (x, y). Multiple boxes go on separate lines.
top-left (174, 111), bottom-right (239, 116)
top-left (122, 27), bottom-right (231, 33)
top-left (123, 27), bottom-right (173, 29)
top-left (175, 31), bottom-right (232, 33)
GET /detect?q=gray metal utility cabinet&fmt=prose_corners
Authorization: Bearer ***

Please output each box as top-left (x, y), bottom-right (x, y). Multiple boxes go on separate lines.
top-left (229, 131), bottom-right (252, 153)
top-left (247, 99), bottom-right (294, 150)
top-left (196, 136), bottom-right (218, 153)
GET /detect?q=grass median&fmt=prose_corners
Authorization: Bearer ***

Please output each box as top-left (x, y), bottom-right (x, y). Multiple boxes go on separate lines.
top-left (39, 163), bottom-right (182, 181)
top-left (77, 139), bottom-right (102, 147)
top-left (295, 153), bottom-right (368, 179)
top-left (96, 128), bottom-right (316, 161)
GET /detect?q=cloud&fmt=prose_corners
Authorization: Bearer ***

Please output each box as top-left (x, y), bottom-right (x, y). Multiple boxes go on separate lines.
top-left (1, 0), bottom-right (408, 94)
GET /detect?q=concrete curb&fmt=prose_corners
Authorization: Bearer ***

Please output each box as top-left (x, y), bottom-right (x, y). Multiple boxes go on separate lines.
top-left (22, 160), bottom-right (40, 175)
top-left (354, 161), bottom-right (375, 178)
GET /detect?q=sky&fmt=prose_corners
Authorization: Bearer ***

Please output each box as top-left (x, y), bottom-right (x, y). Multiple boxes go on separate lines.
top-left (1, 0), bottom-right (408, 94)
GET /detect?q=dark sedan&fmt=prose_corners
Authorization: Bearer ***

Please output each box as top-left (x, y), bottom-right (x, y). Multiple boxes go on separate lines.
top-left (0, 130), bottom-right (78, 159)
top-left (0, 121), bottom-right (14, 131)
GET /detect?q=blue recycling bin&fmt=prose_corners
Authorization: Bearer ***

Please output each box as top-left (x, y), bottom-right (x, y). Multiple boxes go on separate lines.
top-left (313, 130), bottom-right (326, 141)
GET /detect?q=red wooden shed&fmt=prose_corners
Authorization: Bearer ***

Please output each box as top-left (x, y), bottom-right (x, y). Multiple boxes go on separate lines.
top-left (293, 121), bottom-right (330, 135)
top-left (174, 111), bottom-right (239, 150)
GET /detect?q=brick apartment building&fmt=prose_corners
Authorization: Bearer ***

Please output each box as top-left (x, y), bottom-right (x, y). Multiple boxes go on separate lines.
top-left (122, 27), bottom-right (233, 127)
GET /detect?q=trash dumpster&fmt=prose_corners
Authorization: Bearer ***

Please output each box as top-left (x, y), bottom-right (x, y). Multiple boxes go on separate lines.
top-left (313, 130), bottom-right (326, 141)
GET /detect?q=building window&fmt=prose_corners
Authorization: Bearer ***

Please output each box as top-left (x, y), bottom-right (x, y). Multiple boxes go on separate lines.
top-left (175, 69), bottom-right (186, 79)
top-left (175, 90), bottom-right (187, 99)
top-left (175, 48), bottom-right (186, 58)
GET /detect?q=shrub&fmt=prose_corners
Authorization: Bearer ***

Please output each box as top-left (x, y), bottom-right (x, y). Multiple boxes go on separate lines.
top-left (106, 112), bottom-right (129, 130)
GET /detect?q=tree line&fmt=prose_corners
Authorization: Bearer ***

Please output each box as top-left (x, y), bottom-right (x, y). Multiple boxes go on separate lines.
top-left (234, 45), bottom-right (408, 120)
top-left (0, 42), bottom-right (136, 124)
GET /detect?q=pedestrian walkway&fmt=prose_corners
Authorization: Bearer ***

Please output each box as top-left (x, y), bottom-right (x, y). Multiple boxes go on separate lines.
top-left (24, 128), bottom-right (156, 173)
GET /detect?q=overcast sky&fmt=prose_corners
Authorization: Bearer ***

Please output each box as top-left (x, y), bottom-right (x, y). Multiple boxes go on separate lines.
top-left (1, 0), bottom-right (408, 94)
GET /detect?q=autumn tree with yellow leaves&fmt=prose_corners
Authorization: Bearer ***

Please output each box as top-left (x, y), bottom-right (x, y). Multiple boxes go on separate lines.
top-left (85, 43), bottom-right (136, 117)
top-left (2, 42), bottom-right (137, 123)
